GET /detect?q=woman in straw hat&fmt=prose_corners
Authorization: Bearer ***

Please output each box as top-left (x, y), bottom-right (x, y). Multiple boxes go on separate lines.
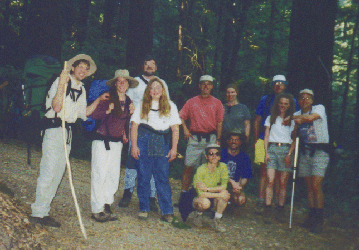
top-left (131, 77), bottom-right (181, 223)
top-left (90, 70), bottom-right (138, 222)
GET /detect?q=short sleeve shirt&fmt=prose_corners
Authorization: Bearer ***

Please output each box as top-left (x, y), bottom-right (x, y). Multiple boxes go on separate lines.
top-left (223, 103), bottom-right (251, 134)
top-left (220, 149), bottom-right (252, 182)
top-left (255, 94), bottom-right (299, 140)
top-left (193, 162), bottom-right (229, 196)
top-left (179, 95), bottom-right (224, 133)
top-left (293, 105), bottom-right (329, 144)
top-left (131, 100), bottom-right (181, 131)
top-left (45, 75), bottom-right (87, 123)
top-left (264, 116), bottom-right (295, 143)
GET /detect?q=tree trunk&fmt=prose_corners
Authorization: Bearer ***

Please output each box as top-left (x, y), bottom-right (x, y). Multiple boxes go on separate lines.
top-left (212, 2), bottom-right (223, 79)
top-left (177, 0), bottom-right (185, 78)
top-left (265, 0), bottom-right (276, 78)
top-left (23, 0), bottom-right (62, 61)
top-left (103, 0), bottom-right (118, 40)
top-left (221, 0), bottom-right (250, 90)
top-left (126, 0), bottom-right (154, 75)
top-left (338, 12), bottom-right (359, 143)
top-left (286, 0), bottom-right (337, 138)
top-left (76, 0), bottom-right (91, 49)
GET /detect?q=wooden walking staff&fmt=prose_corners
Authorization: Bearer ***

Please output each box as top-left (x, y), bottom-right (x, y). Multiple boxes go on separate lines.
top-left (61, 61), bottom-right (87, 239)
top-left (289, 137), bottom-right (300, 229)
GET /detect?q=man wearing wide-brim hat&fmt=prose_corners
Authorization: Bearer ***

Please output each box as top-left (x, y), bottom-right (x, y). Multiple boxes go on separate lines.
top-left (29, 54), bottom-right (108, 228)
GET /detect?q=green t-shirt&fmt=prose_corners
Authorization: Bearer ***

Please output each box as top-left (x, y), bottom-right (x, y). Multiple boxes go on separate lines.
top-left (193, 162), bottom-right (229, 196)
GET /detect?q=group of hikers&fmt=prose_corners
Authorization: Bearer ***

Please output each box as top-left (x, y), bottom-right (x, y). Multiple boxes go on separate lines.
top-left (27, 53), bottom-right (330, 235)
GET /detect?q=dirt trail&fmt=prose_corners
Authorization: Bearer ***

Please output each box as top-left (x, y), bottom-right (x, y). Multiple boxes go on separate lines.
top-left (0, 139), bottom-right (358, 249)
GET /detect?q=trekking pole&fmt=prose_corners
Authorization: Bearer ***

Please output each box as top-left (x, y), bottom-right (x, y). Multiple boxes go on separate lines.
top-left (61, 61), bottom-right (87, 239)
top-left (289, 137), bottom-right (300, 229)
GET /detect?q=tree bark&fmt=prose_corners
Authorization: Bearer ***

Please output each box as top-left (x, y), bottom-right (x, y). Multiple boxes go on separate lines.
top-left (126, 0), bottom-right (155, 75)
top-left (338, 12), bottom-right (359, 143)
top-left (23, 0), bottom-right (62, 61)
top-left (265, 0), bottom-right (276, 78)
top-left (286, 0), bottom-right (337, 138)
top-left (103, 0), bottom-right (118, 40)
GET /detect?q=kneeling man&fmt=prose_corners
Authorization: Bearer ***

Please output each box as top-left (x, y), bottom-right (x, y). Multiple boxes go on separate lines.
top-left (221, 131), bottom-right (252, 206)
top-left (192, 144), bottom-right (230, 232)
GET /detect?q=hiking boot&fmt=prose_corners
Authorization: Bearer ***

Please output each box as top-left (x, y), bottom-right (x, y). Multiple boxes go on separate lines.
top-left (275, 206), bottom-right (286, 223)
top-left (254, 200), bottom-right (265, 214)
top-left (29, 216), bottom-right (61, 228)
top-left (193, 212), bottom-right (204, 228)
top-left (212, 218), bottom-right (226, 233)
top-left (119, 189), bottom-right (132, 208)
top-left (310, 208), bottom-right (324, 234)
top-left (138, 211), bottom-right (148, 220)
top-left (104, 204), bottom-right (118, 221)
top-left (161, 214), bottom-right (177, 223)
top-left (91, 212), bottom-right (110, 223)
top-left (150, 197), bottom-right (159, 212)
top-left (301, 208), bottom-right (315, 229)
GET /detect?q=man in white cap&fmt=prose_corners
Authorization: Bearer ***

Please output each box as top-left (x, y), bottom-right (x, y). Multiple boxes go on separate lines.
top-left (292, 89), bottom-right (329, 233)
top-left (29, 54), bottom-right (108, 227)
top-left (119, 55), bottom-right (169, 211)
top-left (177, 75), bottom-right (224, 203)
top-left (253, 75), bottom-right (299, 213)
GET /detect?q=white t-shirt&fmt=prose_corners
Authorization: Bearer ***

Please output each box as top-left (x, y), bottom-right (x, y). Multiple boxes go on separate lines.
top-left (265, 116), bottom-right (295, 143)
top-left (45, 75), bottom-right (87, 123)
top-left (126, 76), bottom-right (170, 109)
top-left (131, 100), bottom-right (181, 131)
top-left (293, 104), bottom-right (329, 144)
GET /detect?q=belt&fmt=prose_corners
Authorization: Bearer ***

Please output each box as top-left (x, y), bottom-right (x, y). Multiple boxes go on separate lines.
top-left (269, 142), bottom-right (290, 146)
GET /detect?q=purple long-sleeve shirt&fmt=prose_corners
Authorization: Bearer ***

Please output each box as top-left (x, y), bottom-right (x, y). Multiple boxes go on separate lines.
top-left (91, 99), bottom-right (131, 139)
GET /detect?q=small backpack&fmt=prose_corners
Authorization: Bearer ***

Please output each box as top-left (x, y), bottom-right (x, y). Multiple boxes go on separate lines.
top-left (81, 80), bottom-right (110, 131)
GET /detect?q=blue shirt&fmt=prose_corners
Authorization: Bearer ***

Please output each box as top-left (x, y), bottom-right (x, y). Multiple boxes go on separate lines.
top-left (220, 149), bottom-right (252, 182)
top-left (255, 94), bottom-right (299, 140)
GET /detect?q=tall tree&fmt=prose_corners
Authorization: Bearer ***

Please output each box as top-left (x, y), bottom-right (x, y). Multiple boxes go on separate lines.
top-left (126, 0), bottom-right (155, 75)
top-left (286, 0), bottom-right (337, 132)
top-left (23, 0), bottom-right (62, 61)
top-left (102, 0), bottom-right (118, 40)
top-left (338, 11), bottom-right (359, 143)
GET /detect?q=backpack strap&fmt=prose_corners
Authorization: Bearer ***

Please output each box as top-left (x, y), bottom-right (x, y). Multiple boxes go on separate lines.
top-left (66, 80), bottom-right (83, 102)
top-left (139, 75), bottom-right (149, 85)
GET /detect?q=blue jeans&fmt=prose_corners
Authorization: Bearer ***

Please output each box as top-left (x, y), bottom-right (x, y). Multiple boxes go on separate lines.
top-left (135, 132), bottom-right (173, 215)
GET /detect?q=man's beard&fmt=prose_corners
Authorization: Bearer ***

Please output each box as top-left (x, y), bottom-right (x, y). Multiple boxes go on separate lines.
top-left (143, 71), bottom-right (155, 77)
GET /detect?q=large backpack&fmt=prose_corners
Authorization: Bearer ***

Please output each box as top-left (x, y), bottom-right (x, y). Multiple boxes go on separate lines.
top-left (81, 80), bottom-right (110, 131)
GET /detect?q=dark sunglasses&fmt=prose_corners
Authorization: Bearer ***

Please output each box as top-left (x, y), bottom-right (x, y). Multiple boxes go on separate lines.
top-left (208, 152), bottom-right (220, 157)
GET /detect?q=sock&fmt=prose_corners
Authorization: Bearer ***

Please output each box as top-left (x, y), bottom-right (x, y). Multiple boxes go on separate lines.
top-left (215, 213), bottom-right (223, 219)
top-left (181, 190), bottom-right (188, 193)
top-left (197, 212), bottom-right (203, 215)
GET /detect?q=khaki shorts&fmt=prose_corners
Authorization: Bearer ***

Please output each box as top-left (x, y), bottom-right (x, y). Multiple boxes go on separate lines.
top-left (254, 139), bottom-right (265, 164)
top-left (184, 134), bottom-right (217, 168)
top-left (298, 149), bottom-right (329, 177)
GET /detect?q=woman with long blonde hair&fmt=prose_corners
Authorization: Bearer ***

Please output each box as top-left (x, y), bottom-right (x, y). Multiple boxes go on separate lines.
top-left (131, 77), bottom-right (181, 223)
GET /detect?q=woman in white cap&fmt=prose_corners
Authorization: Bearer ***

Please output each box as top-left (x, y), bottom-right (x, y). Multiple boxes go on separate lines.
top-left (90, 70), bottom-right (138, 222)
top-left (263, 93), bottom-right (296, 222)
top-left (130, 77), bottom-right (181, 223)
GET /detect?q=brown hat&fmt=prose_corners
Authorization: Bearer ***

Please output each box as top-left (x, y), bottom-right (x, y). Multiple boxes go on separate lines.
top-left (105, 69), bottom-right (139, 88)
top-left (67, 54), bottom-right (97, 76)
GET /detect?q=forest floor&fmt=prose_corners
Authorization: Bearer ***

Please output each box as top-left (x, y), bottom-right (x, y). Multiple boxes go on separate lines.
top-left (0, 138), bottom-right (358, 250)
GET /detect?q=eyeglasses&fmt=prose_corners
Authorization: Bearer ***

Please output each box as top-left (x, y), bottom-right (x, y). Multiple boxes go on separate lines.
top-left (229, 139), bottom-right (241, 142)
top-left (207, 152), bottom-right (220, 157)
top-left (299, 97), bottom-right (312, 100)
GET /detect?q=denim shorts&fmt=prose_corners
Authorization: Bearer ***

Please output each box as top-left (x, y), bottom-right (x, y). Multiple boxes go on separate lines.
top-left (266, 143), bottom-right (293, 172)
